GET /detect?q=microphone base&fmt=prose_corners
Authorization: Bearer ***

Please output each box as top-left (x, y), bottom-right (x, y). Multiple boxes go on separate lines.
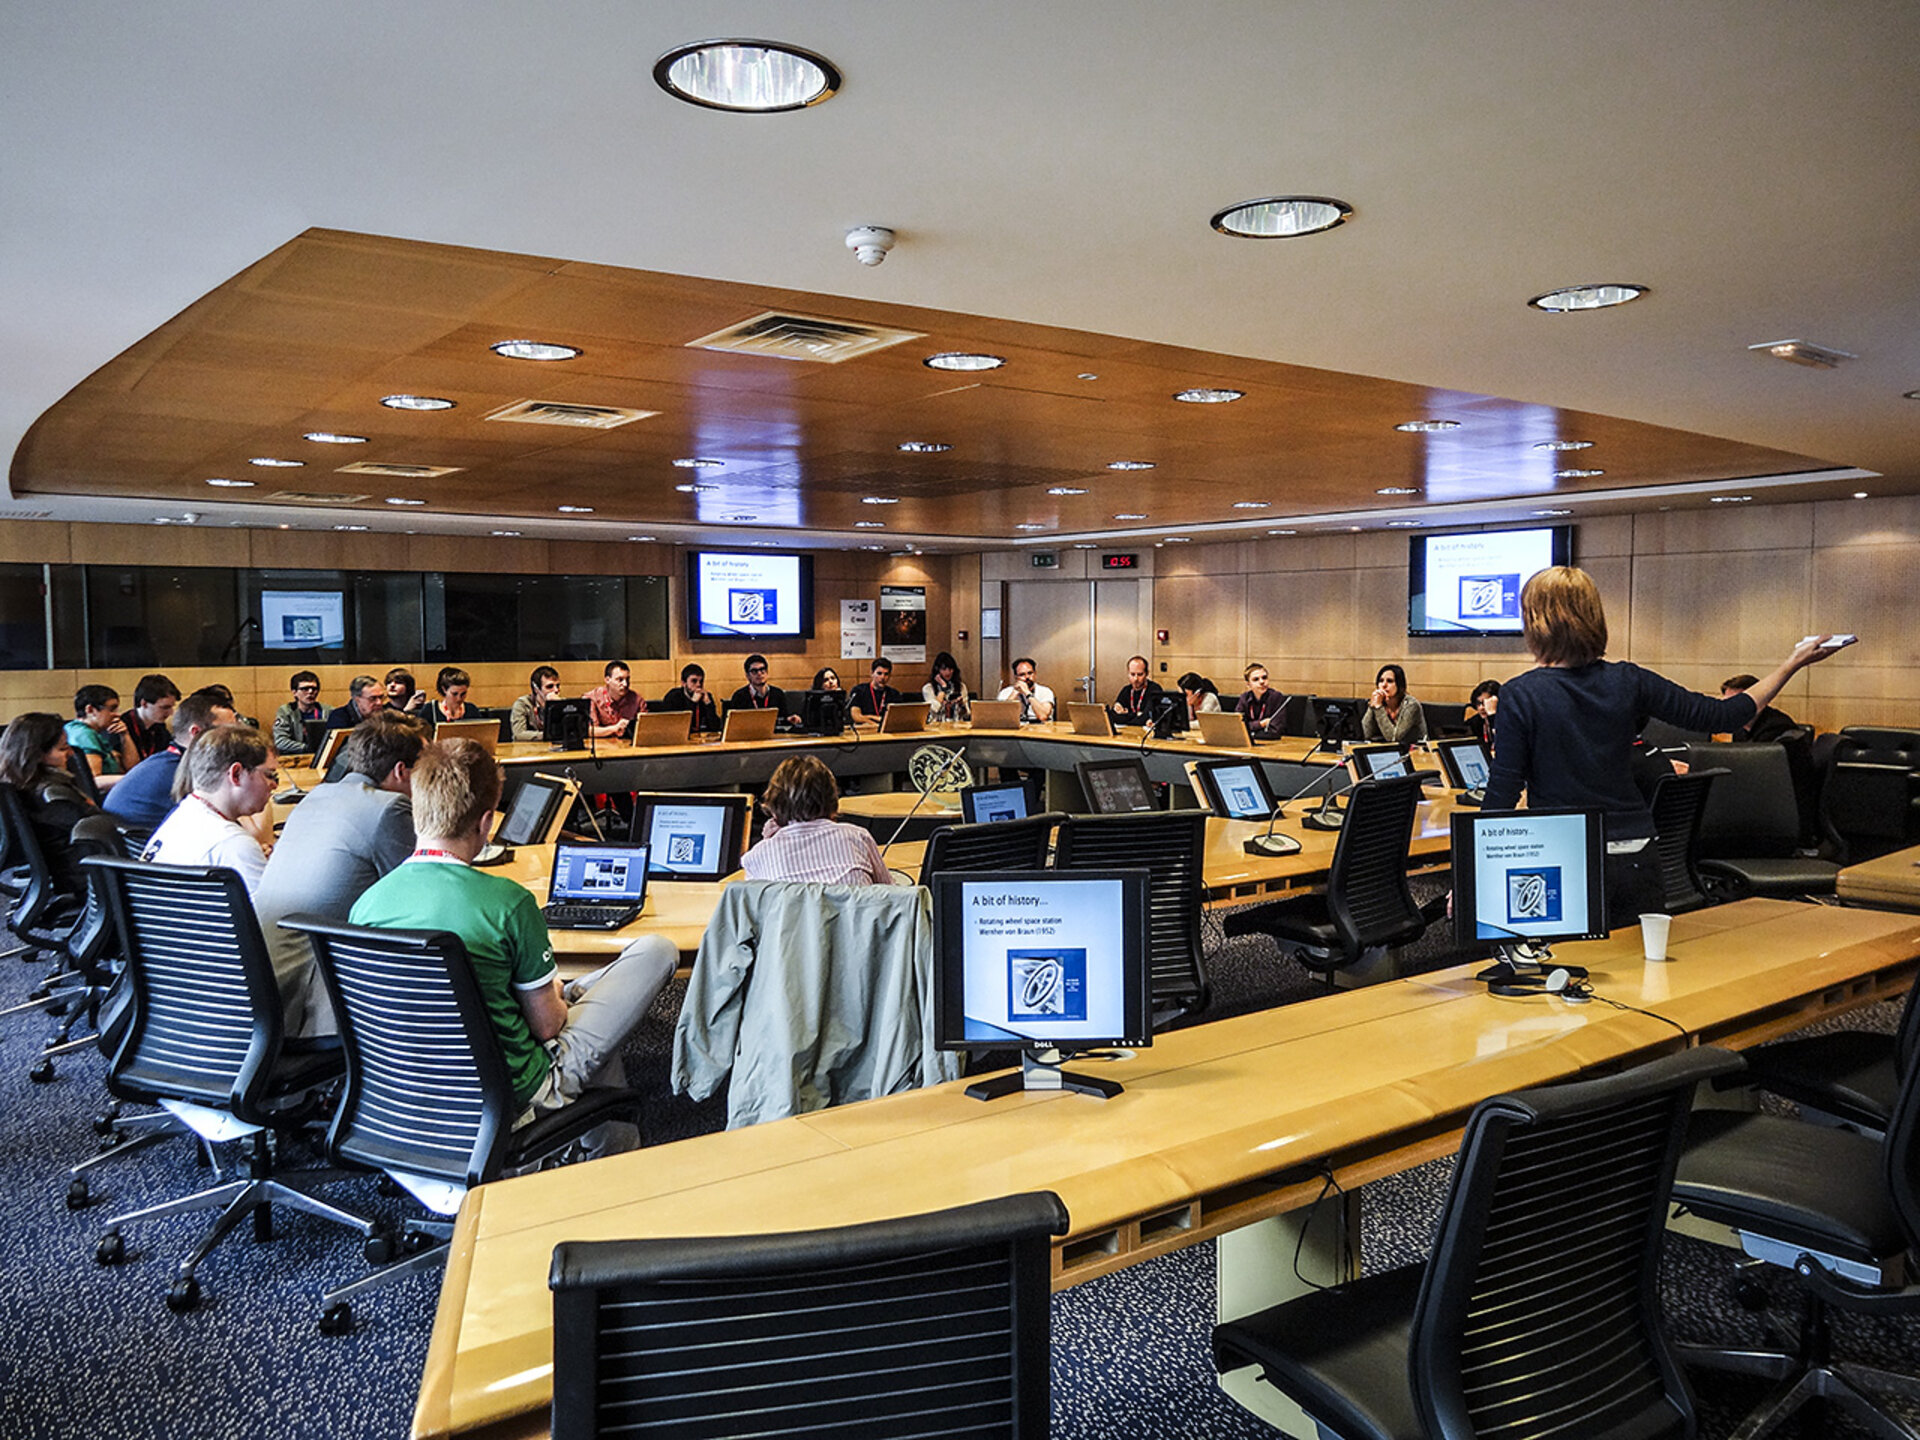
top-left (1244, 833), bottom-right (1303, 857)
top-left (1301, 808), bottom-right (1345, 832)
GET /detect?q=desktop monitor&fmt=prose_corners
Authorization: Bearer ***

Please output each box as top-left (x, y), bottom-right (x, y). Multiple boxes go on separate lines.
top-left (542, 696), bottom-right (592, 750)
top-left (1148, 692), bottom-right (1188, 738)
top-left (1309, 696), bottom-right (1365, 744)
top-left (1347, 743), bottom-right (1413, 783)
top-left (1435, 737), bottom-right (1492, 792)
top-left (959, 780), bottom-right (1037, 825)
top-left (1074, 757), bottom-right (1156, 815)
top-left (1450, 807), bottom-right (1609, 960)
top-left (932, 868), bottom-right (1152, 1100)
top-left (800, 688), bottom-right (848, 736)
top-left (628, 792), bottom-right (750, 879)
top-left (299, 718), bottom-right (330, 758)
top-left (494, 773), bottom-right (572, 848)
top-left (1191, 758), bottom-right (1278, 820)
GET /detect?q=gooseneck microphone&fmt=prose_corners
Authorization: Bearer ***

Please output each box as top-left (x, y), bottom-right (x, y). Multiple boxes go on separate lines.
top-left (1243, 762), bottom-right (1355, 855)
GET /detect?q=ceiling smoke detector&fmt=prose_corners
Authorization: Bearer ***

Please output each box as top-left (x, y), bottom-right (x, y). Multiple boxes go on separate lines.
top-left (846, 226), bottom-right (896, 266)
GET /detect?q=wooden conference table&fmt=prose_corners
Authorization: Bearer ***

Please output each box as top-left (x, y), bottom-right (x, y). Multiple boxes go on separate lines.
top-left (413, 898), bottom-right (1920, 1440)
top-left (1837, 842), bottom-right (1920, 912)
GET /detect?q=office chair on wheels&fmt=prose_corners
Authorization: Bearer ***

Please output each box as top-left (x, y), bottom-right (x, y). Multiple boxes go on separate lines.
top-left (918, 811), bottom-right (1058, 882)
top-left (1648, 766), bottom-right (1725, 915)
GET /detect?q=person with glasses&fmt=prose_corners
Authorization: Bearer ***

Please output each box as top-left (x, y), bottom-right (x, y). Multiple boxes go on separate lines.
top-left (729, 654), bottom-right (801, 726)
top-left (1235, 663), bottom-right (1289, 738)
top-left (996, 657), bottom-right (1056, 723)
top-left (272, 671), bottom-right (326, 755)
top-left (139, 723), bottom-right (279, 889)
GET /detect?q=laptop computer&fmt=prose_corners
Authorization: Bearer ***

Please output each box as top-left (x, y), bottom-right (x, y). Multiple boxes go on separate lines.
top-left (878, 705), bottom-right (926, 735)
top-left (431, 718), bottom-right (499, 754)
top-left (1196, 711), bottom-right (1253, 747)
top-left (968, 699), bottom-right (1024, 729)
top-left (1066, 702), bottom-right (1116, 736)
top-left (542, 840), bottom-right (650, 930)
top-left (629, 711), bottom-right (695, 746)
top-left (720, 706), bottom-right (778, 744)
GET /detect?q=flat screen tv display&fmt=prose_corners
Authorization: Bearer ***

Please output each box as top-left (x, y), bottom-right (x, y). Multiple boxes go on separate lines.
top-left (1408, 526), bottom-right (1572, 637)
top-left (686, 551), bottom-right (815, 639)
top-left (259, 590), bottom-right (347, 650)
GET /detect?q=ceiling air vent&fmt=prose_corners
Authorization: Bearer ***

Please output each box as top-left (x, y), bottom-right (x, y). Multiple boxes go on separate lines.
top-left (688, 310), bottom-right (924, 363)
top-left (336, 461), bottom-right (465, 478)
top-left (485, 399), bottom-right (658, 429)
top-left (0, 509), bottom-right (53, 520)
top-left (269, 490), bottom-right (371, 504)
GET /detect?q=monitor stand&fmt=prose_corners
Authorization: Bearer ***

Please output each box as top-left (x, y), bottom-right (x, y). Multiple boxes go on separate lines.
top-left (1475, 940), bottom-right (1589, 987)
top-left (965, 1048), bottom-right (1122, 1102)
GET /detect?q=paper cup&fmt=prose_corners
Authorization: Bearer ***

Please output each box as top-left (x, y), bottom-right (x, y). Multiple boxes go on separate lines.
top-left (1639, 912), bottom-right (1673, 962)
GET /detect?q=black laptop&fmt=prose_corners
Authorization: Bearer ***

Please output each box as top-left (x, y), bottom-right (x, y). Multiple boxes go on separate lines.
top-left (542, 840), bottom-right (650, 931)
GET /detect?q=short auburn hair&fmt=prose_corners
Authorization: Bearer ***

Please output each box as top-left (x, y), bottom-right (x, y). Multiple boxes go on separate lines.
top-left (1521, 566), bottom-right (1609, 667)
top-left (411, 738), bottom-right (502, 838)
top-left (762, 754), bottom-right (840, 827)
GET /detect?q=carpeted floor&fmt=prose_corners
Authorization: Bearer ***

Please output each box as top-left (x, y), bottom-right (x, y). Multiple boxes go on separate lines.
top-left (1, 890), bottom-right (1914, 1439)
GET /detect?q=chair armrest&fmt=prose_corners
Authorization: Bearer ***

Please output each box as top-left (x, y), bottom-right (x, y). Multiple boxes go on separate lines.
top-left (1797, 1253), bottom-right (1920, 1316)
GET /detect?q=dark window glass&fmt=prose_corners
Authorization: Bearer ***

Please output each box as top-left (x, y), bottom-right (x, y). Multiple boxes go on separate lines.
top-left (0, 564), bottom-right (48, 669)
top-left (437, 574), bottom-right (640, 662)
top-left (82, 566), bottom-right (242, 668)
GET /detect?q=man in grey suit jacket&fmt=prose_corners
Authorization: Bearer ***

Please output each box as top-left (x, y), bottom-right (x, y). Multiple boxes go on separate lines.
top-left (252, 711), bottom-right (426, 1036)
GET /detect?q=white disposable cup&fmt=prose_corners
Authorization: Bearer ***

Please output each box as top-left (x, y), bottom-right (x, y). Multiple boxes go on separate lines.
top-left (1639, 912), bottom-right (1673, 962)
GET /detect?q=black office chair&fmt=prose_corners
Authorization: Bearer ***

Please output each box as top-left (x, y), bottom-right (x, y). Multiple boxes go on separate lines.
top-left (1214, 1047), bottom-right (1741, 1440)
top-left (1250, 772), bottom-right (1426, 985)
top-left (1649, 766), bottom-right (1724, 915)
top-left (83, 857), bottom-right (371, 1314)
top-left (1053, 809), bottom-right (1210, 1027)
top-left (1825, 761), bottom-right (1916, 864)
top-left (1669, 1040), bottom-right (1920, 1438)
top-left (0, 782), bottom-right (84, 952)
top-left (1737, 972), bottom-right (1920, 1136)
top-left (1685, 741), bottom-right (1840, 900)
top-left (548, 1190), bottom-right (1069, 1440)
top-left (286, 914), bottom-right (644, 1334)
top-left (919, 811), bottom-right (1059, 882)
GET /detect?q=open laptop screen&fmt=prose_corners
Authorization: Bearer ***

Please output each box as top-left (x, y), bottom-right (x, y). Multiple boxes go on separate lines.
top-left (549, 841), bottom-right (651, 905)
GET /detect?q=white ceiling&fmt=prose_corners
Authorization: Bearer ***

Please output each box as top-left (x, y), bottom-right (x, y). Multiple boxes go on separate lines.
top-left (5, 0), bottom-right (1918, 534)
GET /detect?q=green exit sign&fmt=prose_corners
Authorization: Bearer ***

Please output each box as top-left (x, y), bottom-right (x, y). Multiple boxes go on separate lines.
top-left (1030, 552), bottom-right (1059, 569)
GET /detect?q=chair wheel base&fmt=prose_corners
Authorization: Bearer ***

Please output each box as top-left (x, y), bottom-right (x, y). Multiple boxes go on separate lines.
top-left (27, 1058), bottom-right (54, 1084)
top-left (92, 1105), bottom-right (121, 1136)
top-left (1735, 1277), bottom-right (1771, 1312)
top-left (165, 1276), bottom-right (201, 1313)
top-left (67, 1178), bottom-right (94, 1211)
top-left (319, 1301), bottom-right (354, 1336)
top-left (94, 1231), bottom-right (125, 1265)
top-left (364, 1232), bottom-right (396, 1265)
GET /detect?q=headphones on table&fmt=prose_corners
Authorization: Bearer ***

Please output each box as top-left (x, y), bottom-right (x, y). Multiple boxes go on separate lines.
top-left (1487, 968), bottom-right (1594, 1003)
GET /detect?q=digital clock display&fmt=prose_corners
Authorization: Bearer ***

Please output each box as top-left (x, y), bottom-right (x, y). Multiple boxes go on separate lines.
top-left (1102, 553), bottom-right (1139, 570)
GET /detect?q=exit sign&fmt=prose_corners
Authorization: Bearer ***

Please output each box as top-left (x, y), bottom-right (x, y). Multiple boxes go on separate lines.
top-left (1030, 552), bottom-right (1059, 569)
top-left (1102, 553), bottom-right (1139, 570)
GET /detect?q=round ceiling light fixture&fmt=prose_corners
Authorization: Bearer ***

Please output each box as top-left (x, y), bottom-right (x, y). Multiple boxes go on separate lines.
top-left (380, 394), bottom-right (455, 411)
top-left (673, 457), bottom-right (724, 469)
top-left (1532, 440), bottom-right (1594, 452)
top-left (385, 497), bottom-right (426, 506)
top-left (862, 496), bottom-right (899, 505)
top-left (627, 535), bottom-right (657, 542)
top-left (303, 431), bottom-right (367, 444)
top-left (1047, 486), bottom-right (1087, 496)
top-left (1107, 460), bottom-right (1155, 471)
top-left (1553, 468), bottom-right (1605, 478)
top-left (556, 505), bottom-right (595, 513)
top-left (1173, 387), bottom-right (1244, 404)
top-left (491, 340), bottom-right (580, 362)
top-left (675, 482), bottom-right (718, 494)
top-left (854, 521), bottom-right (886, 529)
top-left (653, 39), bottom-right (841, 112)
top-left (490, 529), bottom-right (523, 537)
top-left (1527, 283), bottom-right (1647, 312)
top-left (924, 352), bottom-right (1004, 372)
top-left (1113, 512), bottom-right (1148, 521)
top-left (1376, 486), bottom-right (1420, 496)
top-left (1394, 420), bottom-right (1459, 433)
top-left (205, 477), bottom-right (254, 488)
top-left (1232, 501), bottom-right (1270, 509)
top-left (897, 441), bottom-right (951, 453)
top-left (1210, 196), bottom-right (1352, 239)
top-left (247, 457), bottom-right (303, 468)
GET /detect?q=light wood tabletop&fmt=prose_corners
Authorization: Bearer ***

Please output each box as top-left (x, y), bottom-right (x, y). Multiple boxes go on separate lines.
top-left (411, 897), bottom-right (1920, 1440)
top-left (1837, 843), bottom-right (1920, 913)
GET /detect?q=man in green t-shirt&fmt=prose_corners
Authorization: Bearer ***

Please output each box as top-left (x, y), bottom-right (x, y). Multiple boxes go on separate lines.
top-left (350, 738), bottom-right (673, 1152)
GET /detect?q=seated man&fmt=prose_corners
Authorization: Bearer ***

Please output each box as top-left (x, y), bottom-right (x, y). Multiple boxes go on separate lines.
top-left (656, 663), bottom-right (721, 734)
top-left (847, 658), bottom-right (904, 729)
top-left (383, 666), bottom-right (431, 717)
top-left (1722, 673), bottom-right (1797, 742)
top-left (104, 687), bottom-right (236, 831)
top-left (272, 670), bottom-right (327, 755)
top-left (65, 683), bottom-right (140, 792)
top-left (128, 674), bottom-right (181, 761)
top-left (325, 674), bottom-right (385, 731)
top-left (252, 712), bottom-right (424, 1037)
top-left (509, 665), bottom-right (562, 742)
top-left (728, 654), bottom-right (801, 726)
top-left (351, 739), bottom-right (675, 1155)
top-left (585, 659), bottom-right (645, 740)
top-left (741, 754), bottom-right (904, 887)
top-left (996, 657), bottom-right (1056, 723)
top-left (1110, 654), bottom-right (1165, 725)
top-left (139, 723), bottom-right (278, 891)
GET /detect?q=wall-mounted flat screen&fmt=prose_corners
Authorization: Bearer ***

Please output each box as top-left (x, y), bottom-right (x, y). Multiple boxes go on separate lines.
top-left (687, 551), bottom-right (815, 639)
top-left (1408, 526), bottom-right (1572, 637)
top-left (260, 590), bottom-right (346, 650)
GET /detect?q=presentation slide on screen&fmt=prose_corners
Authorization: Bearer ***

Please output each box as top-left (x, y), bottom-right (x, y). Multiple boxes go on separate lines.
top-left (693, 552), bottom-right (803, 637)
top-left (645, 804), bottom-right (729, 875)
top-left (969, 787), bottom-right (1028, 824)
top-left (1469, 812), bottom-right (1593, 941)
top-left (260, 590), bottom-right (346, 650)
top-left (1211, 764), bottom-right (1267, 818)
top-left (960, 879), bottom-right (1127, 1044)
top-left (1357, 750), bottom-right (1410, 780)
top-left (1453, 746), bottom-right (1491, 789)
top-left (552, 845), bottom-right (649, 901)
top-left (1416, 531), bottom-right (1556, 633)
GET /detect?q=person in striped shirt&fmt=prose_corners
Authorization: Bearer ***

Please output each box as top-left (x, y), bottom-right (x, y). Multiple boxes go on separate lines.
top-left (741, 754), bottom-right (906, 886)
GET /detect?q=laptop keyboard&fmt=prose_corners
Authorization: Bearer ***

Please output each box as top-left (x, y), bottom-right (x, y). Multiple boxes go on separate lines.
top-left (542, 903), bottom-right (640, 930)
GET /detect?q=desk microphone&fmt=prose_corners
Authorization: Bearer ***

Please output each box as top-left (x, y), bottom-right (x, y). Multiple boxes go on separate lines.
top-left (1243, 763), bottom-right (1350, 855)
top-left (1300, 770), bottom-right (1367, 832)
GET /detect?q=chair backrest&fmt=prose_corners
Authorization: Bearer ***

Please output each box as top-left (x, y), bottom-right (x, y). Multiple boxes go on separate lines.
top-left (83, 856), bottom-right (285, 1121)
top-left (548, 1191), bottom-right (1068, 1440)
top-left (1648, 767), bottom-right (1723, 914)
top-left (1882, 1012), bottom-right (1920, 1258)
top-left (285, 915), bottom-right (518, 1190)
top-left (1685, 741), bottom-right (1801, 858)
top-left (1823, 762), bottom-right (1913, 863)
top-left (1325, 772), bottom-right (1426, 956)
top-left (1410, 1047), bottom-right (1743, 1440)
top-left (65, 813), bottom-right (136, 979)
top-left (920, 812), bottom-right (1058, 882)
top-left (0, 782), bottom-right (59, 933)
top-left (1053, 810), bottom-right (1208, 1021)
top-left (1836, 726), bottom-right (1920, 768)
top-left (64, 747), bottom-right (102, 806)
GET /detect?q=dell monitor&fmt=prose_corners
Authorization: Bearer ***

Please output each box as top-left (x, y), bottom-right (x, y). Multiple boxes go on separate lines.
top-left (542, 695), bottom-right (592, 750)
top-left (1191, 758), bottom-right (1278, 820)
top-left (1435, 737), bottom-right (1491, 800)
top-left (627, 792), bottom-right (750, 879)
top-left (1450, 807), bottom-right (1609, 988)
top-left (932, 868), bottom-right (1152, 1101)
top-left (1075, 757), bottom-right (1156, 815)
top-left (960, 780), bottom-right (1036, 825)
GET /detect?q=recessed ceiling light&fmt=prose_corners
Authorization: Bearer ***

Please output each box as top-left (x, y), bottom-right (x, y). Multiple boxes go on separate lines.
top-left (1533, 440), bottom-right (1594, 452)
top-left (897, 441), bottom-right (951, 453)
top-left (1554, 468), bottom-right (1605, 478)
top-left (676, 482), bottom-right (718, 494)
top-left (862, 496), bottom-right (899, 505)
top-left (1015, 523), bottom-right (1049, 531)
top-left (749, 541), bottom-right (777, 547)
top-left (151, 517), bottom-right (173, 525)
top-left (1748, 338), bottom-right (1857, 368)
top-left (726, 513), bottom-right (758, 522)
top-left (1078, 373), bottom-right (1100, 381)
top-left (1072, 543), bottom-right (1097, 549)
top-left (490, 529), bottom-right (522, 536)
top-left (627, 535), bottom-right (657, 541)
top-left (1107, 460), bottom-right (1155, 471)
top-left (652, 38), bottom-right (841, 112)
top-left (854, 521), bottom-right (886, 529)
top-left (1534, 508), bottom-right (1573, 517)
top-left (1268, 529), bottom-right (1298, 536)
top-left (1394, 420), bottom-right (1458, 433)
top-left (860, 544), bottom-right (886, 551)
top-left (1173, 387), bottom-right (1244, 404)
top-left (205, 477), bottom-right (254, 488)
top-left (1232, 501), bottom-right (1270, 509)
top-left (1709, 495), bottom-right (1754, 504)
top-left (491, 340), bottom-right (580, 362)
top-left (1210, 195), bottom-right (1352, 239)
top-left (673, 457), bottom-right (725, 468)
top-left (1047, 486), bottom-right (1088, 496)
top-left (1376, 487), bottom-right (1420, 496)
top-left (1113, 512), bottom-right (1147, 520)
top-left (1853, 492), bottom-right (1870, 500)
top-left (1386, 521), bottom-right (1421, 528)
top-left (1528, 283), bottom-right (1647, 312)
top-left (332, 524), bottom-right (370, 532)
top-left (1904, 391), bottom-right (1920, 401)
top-left (385, 497), bottom-right (426, 506)
top-left (247, 457), bottom-right (303, 468)
top-left (556, 505), bottom-right (595, 513)
top-left (303, 431), bottom-right (367, 444)
top-left (1162, 536), bottom-right (1191, 543)
top-left (380, 394), bottom-right (455, 411)
top-left (924, 352), bottom-right (1004, 372)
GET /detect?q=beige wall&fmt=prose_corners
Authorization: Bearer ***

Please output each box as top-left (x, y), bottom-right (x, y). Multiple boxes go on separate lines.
top-left (0, 521), bottom-right (955, 724)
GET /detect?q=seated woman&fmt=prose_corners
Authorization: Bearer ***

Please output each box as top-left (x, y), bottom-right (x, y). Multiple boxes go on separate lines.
top-left (1177, 671), bottom-right (1222, 720)
top-left (1465, 678), bottom-right (1500, 745)
top-left (741, 755), bottom-right (904, 887)
top-left (0, 711), bottom-right (99, 899)
top-left (811, 666), bottom-right (842, 692)
top-left (922, 651), bottom-right (971, 723)
top-left (1362, 663), bottom-right (1428, 744)
top-left (429, 665), bottom-right (479, 725)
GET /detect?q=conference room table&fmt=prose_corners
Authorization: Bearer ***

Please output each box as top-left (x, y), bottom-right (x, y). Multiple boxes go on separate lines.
top-left (411, 897), bottom-right (1920, 1440)
top-left (1836, 842), bottom-right (1920, 912)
